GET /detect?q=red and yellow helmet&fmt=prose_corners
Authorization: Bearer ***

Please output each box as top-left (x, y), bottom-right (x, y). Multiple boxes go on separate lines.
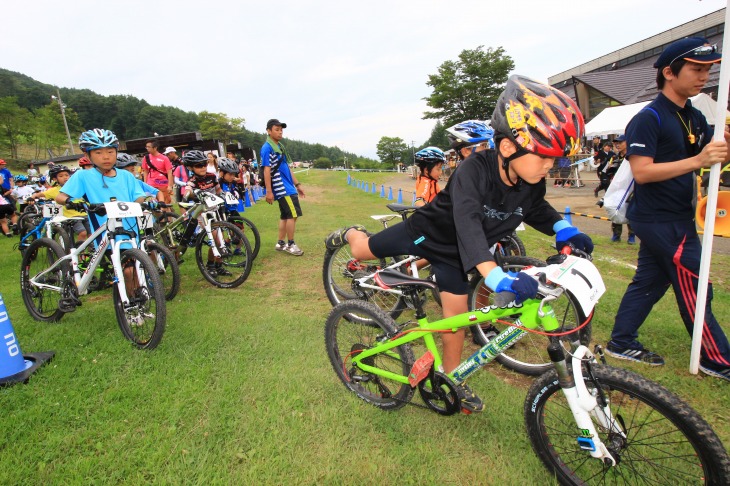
top-left (491, 75), bottom-right (584, 157)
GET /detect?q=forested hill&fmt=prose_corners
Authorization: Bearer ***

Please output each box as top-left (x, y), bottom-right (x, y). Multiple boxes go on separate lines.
top-left (0, 68), bottom-right (373, 164)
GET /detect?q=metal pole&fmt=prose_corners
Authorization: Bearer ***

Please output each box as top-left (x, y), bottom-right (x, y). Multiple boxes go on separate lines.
top-left (689, 3), bottom-right (730, 374)
top-left (55, 89), bottom-right (74, 155)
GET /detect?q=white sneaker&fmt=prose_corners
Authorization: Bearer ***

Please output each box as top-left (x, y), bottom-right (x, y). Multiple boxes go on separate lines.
top-left (285, 243), bottom-right (303, 256)
top-left (128, 315), bottom-right (144, 327)
top-left (275, 242), bottom-right (288, 251)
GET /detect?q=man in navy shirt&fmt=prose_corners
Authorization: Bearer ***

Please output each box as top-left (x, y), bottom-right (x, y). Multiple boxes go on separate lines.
top-left (606, 37), bottom-right (730, 382)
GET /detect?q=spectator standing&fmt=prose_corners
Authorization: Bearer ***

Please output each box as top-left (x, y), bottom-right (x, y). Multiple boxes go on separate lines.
top-left (606, 37), bottom-right (730, 382)
top-left (27, 162), bottom-right (39, 178)
top-left (142, 140), bottom-right (173, 205)
top-left (164, 147), bottom-right (184, 202)
top-left (593, 142), bottom-right (615, 197)
top-left (261, 118), bottom-right (305, 256)
top-left (607, 135), bottom-right (636, 243)
top-left (0, 159), bottom-right (18, 232)
top-left (206, 152), bottom-right (218, 175)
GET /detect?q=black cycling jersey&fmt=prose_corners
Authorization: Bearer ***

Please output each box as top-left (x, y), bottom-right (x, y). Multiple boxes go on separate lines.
top-left (405, 150), bottom-right (562, 273)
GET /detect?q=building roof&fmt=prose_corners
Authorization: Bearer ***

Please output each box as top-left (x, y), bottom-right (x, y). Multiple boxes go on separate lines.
top-left (573, 66), bottom-right (657, 104)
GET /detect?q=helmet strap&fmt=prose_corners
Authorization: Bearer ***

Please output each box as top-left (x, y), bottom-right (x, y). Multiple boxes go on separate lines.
top-left (498, 144), bottom-right (527, 187)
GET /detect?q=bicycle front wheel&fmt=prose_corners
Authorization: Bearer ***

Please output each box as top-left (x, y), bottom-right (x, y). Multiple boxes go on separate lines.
top-left (17, 212), bottom-right (42, 253)
top-left (194, 221), bottom-right (252, 288)
top-left (142, 241), bottom-right (180, 301)
top-left (525, 365), bottom-right (730, 484)
top-left (49, 223), bottom-right (73, 254)
top-left (20, 238), bottom-right (69, 322)
top-left (113, 249), bottom-right (166, 350)
top-left (468, 256), bottom-right (591, 376)
top-left (324, 300), bottom-right (414, 411)
top-left (323, 245), bottom-right (406, 320)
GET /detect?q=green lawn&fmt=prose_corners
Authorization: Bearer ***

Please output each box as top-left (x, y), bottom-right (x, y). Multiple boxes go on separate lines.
top-left (0, 170), bottom-right (728, 483)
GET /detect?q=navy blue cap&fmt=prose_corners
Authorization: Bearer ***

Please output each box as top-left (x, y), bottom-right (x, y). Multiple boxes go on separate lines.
top-left (615, 134), bottom-right (626, 142)
top-left (653, 37), bottom-right (721, 69)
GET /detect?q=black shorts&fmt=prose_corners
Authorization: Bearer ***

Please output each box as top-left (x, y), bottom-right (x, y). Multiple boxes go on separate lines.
top-left (277, 195), bottom-right (303, 220)
top-left (0, 204), bottom-right (13, 218)
top-left (367, 222), bottom-right (468, 295)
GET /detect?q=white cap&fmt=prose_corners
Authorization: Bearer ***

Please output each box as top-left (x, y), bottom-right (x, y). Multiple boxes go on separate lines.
top-left (163, 146), bottom-right (176, 154)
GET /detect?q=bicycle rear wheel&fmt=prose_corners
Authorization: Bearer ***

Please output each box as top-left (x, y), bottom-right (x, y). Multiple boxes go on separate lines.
top-left (20, 238), bottom-right (69, 322)
top-left (229, 215), bottom-right (261, 261)
top-left (142, 241), bottom-right (180, 301)
top-left (113, 249), bottom-right (166, 350)
top-left (323, 245), bottom-right (406, 320)
top-left (468, 256), bottom-right (591, 376)
top-left (525, 365), bottom-right (730, 484)
top-left (194, 221), bottom-right (252, 288)
top-left (494, 231), bottom-right (526, 258)
top-left (324, 300), bottom-right (414, 411)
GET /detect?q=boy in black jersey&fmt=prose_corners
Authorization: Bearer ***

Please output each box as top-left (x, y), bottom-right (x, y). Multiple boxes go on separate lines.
top-left (177, 150), bottom-right (230, 276)
top-left (325, 76), bottom-right (593, 413)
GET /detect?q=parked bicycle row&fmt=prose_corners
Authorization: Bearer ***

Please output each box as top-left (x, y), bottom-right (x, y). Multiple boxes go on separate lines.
top-left (16, 129), bottom-right (261, 351)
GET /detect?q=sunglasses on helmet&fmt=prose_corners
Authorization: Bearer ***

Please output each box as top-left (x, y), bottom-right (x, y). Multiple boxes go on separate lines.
top-left (669, 44), bottom-right (718, 66)
top-left (190, 162), bottom-right (207, 168)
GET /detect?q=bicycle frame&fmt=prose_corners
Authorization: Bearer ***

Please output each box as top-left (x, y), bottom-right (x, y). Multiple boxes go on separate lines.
top-left (29, 206), bottom-right (144, 306)
top-left (345, 255), bottom-right (621, 464)
top-left (154, 193), bottom-right (226, 258)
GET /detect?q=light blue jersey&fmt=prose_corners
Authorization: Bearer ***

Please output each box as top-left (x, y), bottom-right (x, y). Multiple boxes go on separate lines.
top-left (61, 168), bottom-right (146, 242)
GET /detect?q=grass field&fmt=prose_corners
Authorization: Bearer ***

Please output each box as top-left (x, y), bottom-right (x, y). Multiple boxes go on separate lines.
top-left (0, 169), bottom-right (728, 483)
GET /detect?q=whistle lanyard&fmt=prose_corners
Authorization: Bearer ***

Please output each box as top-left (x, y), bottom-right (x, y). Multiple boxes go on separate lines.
top-left (676, 112), bottom-right (696, 144)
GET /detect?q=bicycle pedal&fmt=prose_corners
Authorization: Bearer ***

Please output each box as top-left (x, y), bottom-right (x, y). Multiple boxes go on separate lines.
top-left (58, 297), bottom-right (81, 313)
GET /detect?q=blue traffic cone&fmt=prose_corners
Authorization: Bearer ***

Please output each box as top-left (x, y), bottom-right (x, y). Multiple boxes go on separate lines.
top-left (397, 188), bottom-right (403, 204)
top-left (237, 198), bottom-right (245, 212)
top-left (0, 294), bottom-right (54, 387)
top-left (347, 174), bottom-right (351, 185)
top-left (244, 190), bottom-right (252, 207)
top-left (564, 206), bottom-right (572, 225)
top-left (380, 185), bottom-right (385, 198)
top-left (372, 182), bottom-right (377, 194)
top-left (387, 187), bottom-right (393, 200)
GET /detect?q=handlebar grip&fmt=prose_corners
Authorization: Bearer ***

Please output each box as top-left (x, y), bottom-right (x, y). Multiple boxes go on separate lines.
top-left (493, 291), bottom-right (516, 307)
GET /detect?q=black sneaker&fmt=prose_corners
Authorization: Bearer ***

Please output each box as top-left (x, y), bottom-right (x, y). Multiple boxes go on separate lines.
top-left (324, 225), bottom-right (367, 250)
top-left (205, 264), bottom-right (218, 277)
top-left (215, 263), bottom-right (232, 276)
top-left (458, 383), bottom-right (484, 413)
top-left (699, 362), bottom-right (730, 383)
top-left (605, 343), bottom-right (665, 366)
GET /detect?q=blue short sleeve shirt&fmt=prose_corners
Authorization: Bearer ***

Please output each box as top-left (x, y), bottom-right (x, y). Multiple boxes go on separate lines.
top-left (625, 92), bottom-right (712, 223)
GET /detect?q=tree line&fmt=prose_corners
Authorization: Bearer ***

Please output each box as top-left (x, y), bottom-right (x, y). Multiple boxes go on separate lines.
top-left (0, 68), bottom-right (375, 167)
top-left (376, 45), bottom-right (514, 167)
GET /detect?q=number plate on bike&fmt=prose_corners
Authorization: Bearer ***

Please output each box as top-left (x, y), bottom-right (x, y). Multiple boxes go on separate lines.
top-left (42, 203), bottom-right (62, 218)
top-left (522, 255), bottom-right (606, 314)
top-left (223, 192), bottom-right (238, 205)
top-left (104, 201), bottom-right (143, 218)
top-left (203, 193), bottom-right (225, 209)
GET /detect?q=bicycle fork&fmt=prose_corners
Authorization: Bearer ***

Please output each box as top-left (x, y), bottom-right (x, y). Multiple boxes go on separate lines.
top-left (548, 343), bottom-right (622, 466)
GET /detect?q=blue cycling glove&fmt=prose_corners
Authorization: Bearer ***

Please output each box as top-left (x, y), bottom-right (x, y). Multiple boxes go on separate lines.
top-left (485, 268), bottom-right (538, 304)
top-left (146, 199), bottom-right (159, 210)
top-left (554, 220), bottom-right (594, 254)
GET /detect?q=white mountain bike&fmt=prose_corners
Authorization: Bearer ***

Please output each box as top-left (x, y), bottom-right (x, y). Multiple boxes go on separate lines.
top-left (20, 200), bottom-right (166, 350)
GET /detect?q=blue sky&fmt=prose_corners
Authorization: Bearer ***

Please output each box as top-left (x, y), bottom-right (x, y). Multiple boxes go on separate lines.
top-left (1, 0), bottom-right (726, 158)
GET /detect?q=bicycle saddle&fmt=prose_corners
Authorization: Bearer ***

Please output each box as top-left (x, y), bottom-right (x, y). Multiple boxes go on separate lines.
top-left (374, 269), bottom-right (437, 290)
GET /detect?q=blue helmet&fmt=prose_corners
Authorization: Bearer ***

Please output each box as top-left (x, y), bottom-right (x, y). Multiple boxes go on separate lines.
top-left (414, 147), bottom-right (446, 169)
top-left (14, 174), bottom-right (28, 182)
top-left (39, 176), bottom-right (47, 184)
top-left (78, 128), bottom-right (119, 153)
top-left (446, 120), bottom-right (495, 150)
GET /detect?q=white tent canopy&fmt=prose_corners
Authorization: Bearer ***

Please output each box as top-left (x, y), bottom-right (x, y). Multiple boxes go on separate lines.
top-left (584, 93), bottom-right (730, 138)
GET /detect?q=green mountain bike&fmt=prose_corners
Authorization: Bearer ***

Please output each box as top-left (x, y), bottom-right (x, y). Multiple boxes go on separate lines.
top-left (324, 252), bottom-right (730, 484)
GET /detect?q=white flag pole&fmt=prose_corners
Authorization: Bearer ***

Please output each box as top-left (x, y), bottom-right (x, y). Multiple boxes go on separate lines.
top-left (689, 4), bottom-right (730, 374)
